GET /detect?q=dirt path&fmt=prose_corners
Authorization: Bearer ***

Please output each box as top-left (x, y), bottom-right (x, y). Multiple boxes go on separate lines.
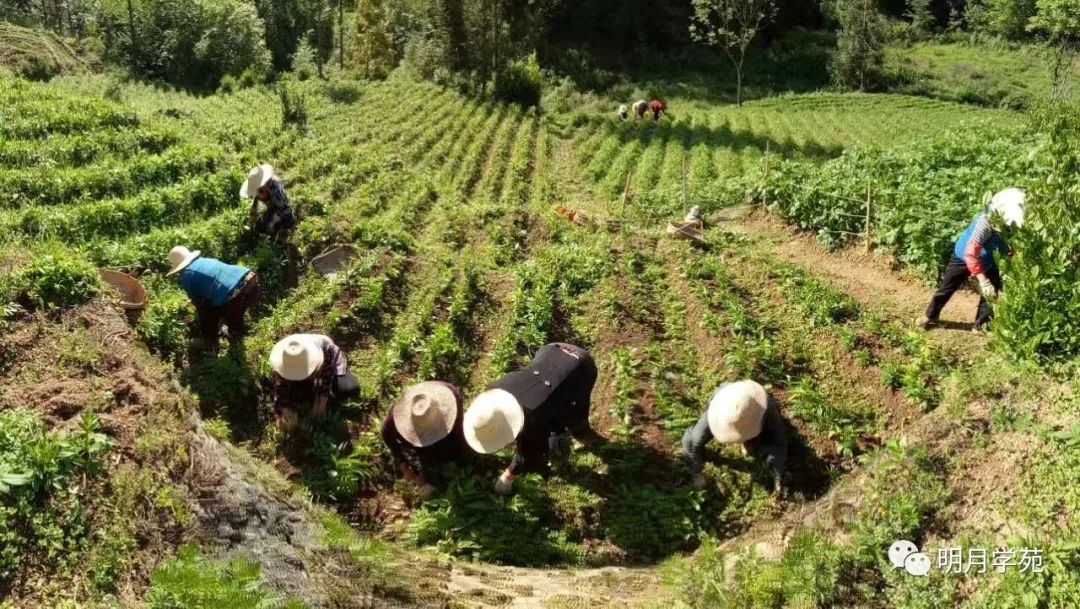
top-left (446, 563), bottom-right (663, 609)
top-left (717, 208), bottom-right (989, 354)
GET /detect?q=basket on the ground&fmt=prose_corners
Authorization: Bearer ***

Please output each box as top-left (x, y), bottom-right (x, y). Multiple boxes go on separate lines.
top-left (312, 244), bottom-right (357, 277)
top-left (99, 269), bottom-right (148, 310)
top-left (666, 220), bottom-right (705, 244)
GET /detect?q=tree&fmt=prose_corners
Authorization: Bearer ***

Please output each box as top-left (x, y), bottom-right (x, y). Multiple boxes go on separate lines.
top-left (830, 0), bottom-right (887, 91)
top-left (1028, 0), bottom-right (1080, 100)
top-left (353, 0), bottom-right (396, 77)
top-left (689, 0), bottom-right (778, 106)
top-left (905, 0), bottom-right (934, 36)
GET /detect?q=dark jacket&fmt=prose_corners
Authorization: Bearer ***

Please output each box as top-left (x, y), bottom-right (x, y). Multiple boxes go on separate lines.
top-left (491, 343), bottom-right (597, 476)
top-left (681, 385), bottom-right (788, 483)
top-left (272, 335), bottom-right (348, 413)
top-left (381, 382), bottom-right (467, 480)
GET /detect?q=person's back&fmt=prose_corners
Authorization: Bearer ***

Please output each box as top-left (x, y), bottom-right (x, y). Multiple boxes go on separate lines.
top-left (179, 257), bottom-right (250, 307)
top-left (953, 212), bottom-right (1008, 272)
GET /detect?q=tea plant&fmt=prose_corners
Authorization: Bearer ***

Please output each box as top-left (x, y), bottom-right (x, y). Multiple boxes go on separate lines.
top-left (147, 545), bottom-right (309, 609)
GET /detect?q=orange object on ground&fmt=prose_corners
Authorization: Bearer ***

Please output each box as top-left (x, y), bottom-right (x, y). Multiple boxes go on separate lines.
top-left (100, 269), bottom-right (148, 310)
top-left (554, 205), bottom-right (590, 226)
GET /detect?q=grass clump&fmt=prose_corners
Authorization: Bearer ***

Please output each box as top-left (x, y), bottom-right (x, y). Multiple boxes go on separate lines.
top-left (147, 545), bottom-right (309, 609)
top-left (6, 249), bottom-right (101, 310)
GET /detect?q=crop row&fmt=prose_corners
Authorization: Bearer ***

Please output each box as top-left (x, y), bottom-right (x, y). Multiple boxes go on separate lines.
top-left (0, 127), bottom-right (180, 169)
top-left (0, 172), bottom-right (234, 243)
top-left (0, 144), bottom-right (217, 208)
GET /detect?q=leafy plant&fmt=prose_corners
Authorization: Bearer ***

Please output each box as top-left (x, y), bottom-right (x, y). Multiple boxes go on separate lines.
top-left (7, 250), bottom-right (101, 310)
top-left (147, 546), bottom-right (309, 609)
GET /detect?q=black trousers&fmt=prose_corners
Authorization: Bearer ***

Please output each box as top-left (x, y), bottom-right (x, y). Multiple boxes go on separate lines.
top-left (925, 257), bottom-right (1002, 328)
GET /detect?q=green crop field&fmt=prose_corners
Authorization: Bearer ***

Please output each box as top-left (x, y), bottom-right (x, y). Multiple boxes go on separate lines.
top-left (1, 17), bottom-right (1079, 608)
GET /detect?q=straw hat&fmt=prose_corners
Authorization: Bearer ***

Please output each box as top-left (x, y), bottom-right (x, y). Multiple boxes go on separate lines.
top-left (707, 380), bottom-right (768, 444)
top-left (392, 382), bottom-right (459, 447)
top-left (989, 187), bottom-right (1025, 228)
top-left (269, 334), bottom-right (324, 381)
top-left (463, 389), bottom-right (525, 454)
top-left (165, 245), bottom-right (201, 277)
top-left (239, 164), bottom-right (274, 199)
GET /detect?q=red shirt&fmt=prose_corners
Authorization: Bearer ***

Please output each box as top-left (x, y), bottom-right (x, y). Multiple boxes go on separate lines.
top-left (650, 100), bottom-right (666, 114)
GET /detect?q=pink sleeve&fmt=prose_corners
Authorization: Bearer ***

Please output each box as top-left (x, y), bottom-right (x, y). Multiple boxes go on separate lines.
top-left (963, 241), bottom-right (985, 276)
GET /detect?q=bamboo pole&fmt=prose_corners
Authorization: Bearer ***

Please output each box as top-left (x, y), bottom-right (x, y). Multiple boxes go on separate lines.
top-left (761, 141), bottom-right (771, 213)
top-left (864, 181), bottom-right (873, 253)
top-left (620, 171), bottom-right (633, 237)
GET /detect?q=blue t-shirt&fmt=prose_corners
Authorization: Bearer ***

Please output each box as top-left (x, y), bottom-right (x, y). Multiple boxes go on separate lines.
top-left (953, 213), bottom-right (1008, 271)
top-left (179, 257), bottom-right (250, 307)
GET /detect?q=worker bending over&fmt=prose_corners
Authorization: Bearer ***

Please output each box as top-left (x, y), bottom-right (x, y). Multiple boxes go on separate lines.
top-left (382, 381), bottom-right (468, 500)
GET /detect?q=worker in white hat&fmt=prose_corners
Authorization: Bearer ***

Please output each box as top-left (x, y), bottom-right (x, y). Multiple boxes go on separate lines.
top-left (269, 333), bottom-right (358, 428)
top-left (167, 246), bottom-right (259, 349)
top-left (464, 343), bottom-right (599, 495)
top-left (681, 380), bottom-right (788, 493)
top-left (632, 99), bottom-right (648, 121)
top-left (242, 164), bottom-right (296, 241)
top-left (919, 187), bottom-right (1025, 333)
top-left (618, 104), bottom-right (629, 120)
top-left (381, 381), bottom-right (468, 500)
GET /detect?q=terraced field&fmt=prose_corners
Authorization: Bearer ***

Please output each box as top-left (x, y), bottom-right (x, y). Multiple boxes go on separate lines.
top-left (0, 74), bottom-right (1005, 571)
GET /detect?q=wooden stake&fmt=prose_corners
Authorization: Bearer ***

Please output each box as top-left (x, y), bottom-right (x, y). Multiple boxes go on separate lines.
top-left (621, 171), bottom-right (633, 236)
top-left (864, 181), bottom-right (873, 253)
top-left (762, 141), bottom-right (771, 213)
top-left (682, 154), bottom-right (689, 209)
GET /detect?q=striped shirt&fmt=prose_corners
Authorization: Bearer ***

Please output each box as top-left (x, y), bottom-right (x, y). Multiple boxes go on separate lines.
top-left (953, 213), bottom-right (1008, 275)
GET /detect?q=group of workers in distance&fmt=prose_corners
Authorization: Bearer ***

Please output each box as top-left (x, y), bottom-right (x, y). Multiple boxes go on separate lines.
top-left (619, 98), bottom-right (667, 123)
top-left (161, 160), bottom-right (1027, 499)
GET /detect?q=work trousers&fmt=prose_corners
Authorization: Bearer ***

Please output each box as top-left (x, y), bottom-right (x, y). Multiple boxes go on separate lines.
top-left (196, 274), bottom-right (261, 340)
top-left (924, 257), bottom-right (1002, 329)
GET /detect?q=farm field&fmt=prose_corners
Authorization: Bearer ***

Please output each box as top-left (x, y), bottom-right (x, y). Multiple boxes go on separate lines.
top-left (0, 68), bottom-right (1076, 609)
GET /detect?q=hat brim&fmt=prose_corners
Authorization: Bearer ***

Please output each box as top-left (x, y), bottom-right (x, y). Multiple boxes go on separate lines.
top-left (707, 381), bottom-right (767, 444)
top-left (392, 381), bottom-right (458, 448)
top-left (463, 389), bottom-right (525, 454)
top-left (269, 335), bottom-right (324, 381)
top-left (165, 250), bottom-right (201, 277)
top-left (239, 164), bottom-right (274, 199)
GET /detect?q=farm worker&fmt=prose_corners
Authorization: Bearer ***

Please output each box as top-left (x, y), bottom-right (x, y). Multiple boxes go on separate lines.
top-left (681, 380), bottom-right (788, 493)
top-left (650, 99), bottom-right (667, 123)
top-left (381, 381), bottom-right (468, 500)
top-left (618, 104), bottom-right (629, 120)
top-left (241, 164), bottom-right (297, 241)
top-left (463, 343), bottom-right (599, 496)
top-left (167, 246), bottom-right (260, 347)
top-left (269, 333), bottom-right (360, 429)
top-left (632, 99), bottom-right (649, 121)
top-left (919, 188), bottom-right (1025, 332)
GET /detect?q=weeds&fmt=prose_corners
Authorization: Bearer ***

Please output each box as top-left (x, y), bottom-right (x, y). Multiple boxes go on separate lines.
top-left (147, 545), bottom-right (309, 609)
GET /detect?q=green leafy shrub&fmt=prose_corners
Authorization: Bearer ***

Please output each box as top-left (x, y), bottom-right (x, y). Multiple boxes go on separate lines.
top-left (7, 250), bottom-right (101, 310)
top-left (603, 484), bottom-right (704, 559)
top-left (147, 545), bottom-right (308, 609)
top-left (406, 475), bottom-right (583, 565)
top-left (279, 76), bottom-right (309, 130)
top-left (994, 103), bottom-right (1080, 368)
top-left (0, 410), bottom-right (113, 586)
top-left (494, 54), bottom-right (545, 108)
top-left (137, 286), bottom-right (194, 359)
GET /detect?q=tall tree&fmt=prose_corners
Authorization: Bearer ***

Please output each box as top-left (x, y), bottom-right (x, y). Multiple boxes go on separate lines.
top-left (831, 0), bottom-right (887, 91)
top-left (353, 0), bottom-right (395, 77)
top-left (1028, 0), bottom-right (1080, 100)
top-left (689, 0), bottom-right (778, 106)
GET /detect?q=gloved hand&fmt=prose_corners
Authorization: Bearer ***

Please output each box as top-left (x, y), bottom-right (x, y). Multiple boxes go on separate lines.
top-left (692, 473), bottom-right (707, 489)
top-left (494, 472), bottom-right (515, 496)
top-left (419, 483), bottom-right (438, 501)
top-left (978, 277), bottom-right (997, 299)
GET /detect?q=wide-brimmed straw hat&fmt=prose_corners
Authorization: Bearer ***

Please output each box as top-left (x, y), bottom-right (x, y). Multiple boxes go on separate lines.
top-left (165, 245), bottom-right (201, 277)
top-left (463, 389), bottom-right (525, 454)
top-left (239, 164), bottom-right (274, 199)
top-left (392, 381), bottom-right (459, 448)
top-left (707, 380), bottom-right (768, 444)
top-left (269, 334), bottom-right (324, 381)
top-left (989, 187), bottom-right (1025, 228)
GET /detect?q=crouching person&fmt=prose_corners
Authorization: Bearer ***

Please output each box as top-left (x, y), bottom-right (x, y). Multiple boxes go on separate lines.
top-left (167, 246), bottom-right (260, 350)
top-left (464, 343), bottom-right (599, 495)
top-left (682, 380), bottom-right (788, 493)
top-left (382, 381), bottom-right (467, 501)
top-left (270, 334), bottom-right (359, 429)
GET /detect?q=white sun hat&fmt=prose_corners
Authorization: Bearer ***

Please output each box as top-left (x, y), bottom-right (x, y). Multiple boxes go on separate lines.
top-left (239, 164), bottom-right (274, 199)
top-left (706, 380), bottom-right (768, 444)
top-left (392, 381), bottom-right (459, 448)
top-left (165, 245), bottom-right (201, 277)
top-left (463, 389), bottom-right (525, 454)
top-left (269, 334), bottom-right (324, 381)
top-left (989, 187), bottom-right (1026, 228)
